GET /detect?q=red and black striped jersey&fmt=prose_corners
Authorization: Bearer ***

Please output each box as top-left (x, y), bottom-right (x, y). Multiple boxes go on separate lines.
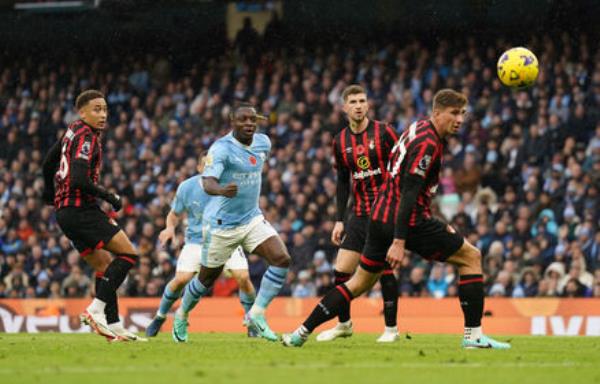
top-left (371, 119), bottom-right (443, 226)
top-left (54, 120), bottom-right (103, 209)
top-left (332, 120), bottom-right (399, 218)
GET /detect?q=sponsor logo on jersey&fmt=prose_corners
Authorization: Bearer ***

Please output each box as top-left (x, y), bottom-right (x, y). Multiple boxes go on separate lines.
top-left (353, 168), bottom-right (382, 180)
top-left (357, 155), bottom-right (371, 170)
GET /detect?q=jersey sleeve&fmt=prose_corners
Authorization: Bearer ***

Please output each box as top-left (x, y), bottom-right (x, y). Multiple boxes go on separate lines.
top-left (404, 141), bottom-right (437, 179)
top-left (70, 132), bottom-right (95, 163)
top-left (171, 182), bottom-right (187, 215)
top-left (202, 142), bottom-right (227, 180)
top-left (332, 137), bottom-right (343, 170)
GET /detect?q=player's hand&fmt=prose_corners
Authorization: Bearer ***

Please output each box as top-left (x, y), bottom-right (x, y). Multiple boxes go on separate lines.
top-left (42, 188), bottom-right (55, 205)
top-left (386, 239), bottom-right (406, 269)
top-left (220, 182), bottom-right (238, 198)
top-left (331, 221), bottom-right (345, 246)
top-left (159, 227), bottom-right (175, 247)
top-left (106, 192), bottom-right (122, 212)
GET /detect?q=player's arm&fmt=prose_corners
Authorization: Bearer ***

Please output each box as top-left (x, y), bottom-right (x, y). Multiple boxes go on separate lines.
top-left (158, 210), bottom-right (182, 246)
top-left (201, 144), bottom-right (237, 198)
top-left (202, 177), bottom-right (238, 197)
top-left (41, 140), bottom-right (61, 205)
top-left (331, 138), bottom-right (350, 245)
top-left (388, 143), bottom-right (435, 268)
top-left (335, 165), bottom-right (351, 222)
top-left (70, 134), bottom-right (122, 211)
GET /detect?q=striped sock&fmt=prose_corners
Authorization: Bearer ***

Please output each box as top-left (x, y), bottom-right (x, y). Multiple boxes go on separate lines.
top-left (239, 290), bottom-right (256, 314)
top-left (250, 266), bottom-right (288, 316)
top-left (178, 278), bottom-right (208, 318)
top-left (157, 284), bottom-right (182, 318)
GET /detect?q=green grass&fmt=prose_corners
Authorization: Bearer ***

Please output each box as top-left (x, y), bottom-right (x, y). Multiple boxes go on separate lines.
top-left (1, 333), bottom-right (599, 384)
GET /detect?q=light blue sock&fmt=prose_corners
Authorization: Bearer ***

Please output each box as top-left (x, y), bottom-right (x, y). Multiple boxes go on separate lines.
top-left (239, 290), bottom-right (256, 314)
top-left (178, 278), bottom-right (209, 317)
top-left (157, 284), bottom-right (182, 317)
top-left (251, 266), bottom-right (288, 314)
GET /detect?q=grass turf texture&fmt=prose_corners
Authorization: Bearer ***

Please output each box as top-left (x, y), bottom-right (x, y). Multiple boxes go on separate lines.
top-left (1, 333), bottom-right (599, 384)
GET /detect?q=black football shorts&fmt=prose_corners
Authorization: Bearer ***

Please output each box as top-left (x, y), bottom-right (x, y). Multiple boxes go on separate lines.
top-left (56, 205), bottom-right (121, 256)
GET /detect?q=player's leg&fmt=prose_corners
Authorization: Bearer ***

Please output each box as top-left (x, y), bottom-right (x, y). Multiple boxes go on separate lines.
top-left (283, 220), bottom-right (390, 347)
top-left (315, 248), bottom-right (358, 341)
top-left (242, 217), bottom-right (290, 341)
top-left (86, 248), bottom-right (147, 342)
top-left (282, 266), bottom-right (380, 347)
top-left (172, 228), bottom-right (236, 342)
top-left (90, 231), bottom-right (147, 341)
top-left (172, 265), bottom-right (223, 342)
top-left (82, 249), bottom-right (114, 338)
top-left (56, 207), bottom-right (132, 340)
top-left (376, 267), bottom-right (400, 342)
top-left (445, 239), bottom-right (510, 349)
top-left (147, 243), bottom-right (200, 337)
top-left (146, 271), bottom-right (194, 337)
top-left (226, 247), bottom-right (257, 337)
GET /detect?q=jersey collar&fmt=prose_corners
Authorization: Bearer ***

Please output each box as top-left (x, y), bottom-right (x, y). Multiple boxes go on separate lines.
top-left (227, 131), bottom-right (254, 149)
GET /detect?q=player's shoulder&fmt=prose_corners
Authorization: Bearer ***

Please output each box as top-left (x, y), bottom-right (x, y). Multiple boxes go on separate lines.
top-left (208, 135), bottom-right (230, 153)
top-left (66, 120), bottom-right (93, 139)
top-left (178, 174), bottom-right (203, 194)
top-left (333, 127), bottom-right (348, 142)
top-left (253, 133), bottom-right (271, 149)
top-left (373, 120), bottom-right (397, 135)
top-left (415, 119), bottom-right (439, 140)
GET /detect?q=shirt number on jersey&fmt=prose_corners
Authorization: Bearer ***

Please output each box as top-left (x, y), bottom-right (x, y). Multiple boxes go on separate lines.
top-left (57, 142), bottom-right (69, 180)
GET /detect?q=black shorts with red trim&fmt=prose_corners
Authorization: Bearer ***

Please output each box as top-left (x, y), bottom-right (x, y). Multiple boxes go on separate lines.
top-left (340, 213), bottom-right (369, 253)
top-left (56, 205), bottom-right (121, 256)
top-left (359, 218), bottom-right (464, 273)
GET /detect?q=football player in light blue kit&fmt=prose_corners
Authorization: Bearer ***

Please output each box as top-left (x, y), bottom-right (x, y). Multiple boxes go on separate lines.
top-left (174, 105), bottom-right (291, 342)
top-left (144, 156), bottom-right (257, 340)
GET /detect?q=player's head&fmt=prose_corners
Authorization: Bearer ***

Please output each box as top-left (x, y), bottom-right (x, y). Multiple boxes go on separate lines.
top-left (432, 89), bottom-right (467, 137)
top-left (230, 103), bottom-right (261, 144)
top-left (342, 85), bottom-right (368, 124)
top-left (76, 89), bottom-right (107, 130)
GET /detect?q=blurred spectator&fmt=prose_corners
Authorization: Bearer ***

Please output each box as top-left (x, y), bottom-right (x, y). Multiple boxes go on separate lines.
top-left (0, 30), bottom-right (598, 299)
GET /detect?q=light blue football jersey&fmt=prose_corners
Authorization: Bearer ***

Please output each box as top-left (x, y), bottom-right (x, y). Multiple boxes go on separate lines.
top-left (202, 132), bottom-right (271, 228)
top-left (171, 175), bottom-right (210, 244)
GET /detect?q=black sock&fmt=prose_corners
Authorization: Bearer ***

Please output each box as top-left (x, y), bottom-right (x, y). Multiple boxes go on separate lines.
top-left (303, 284), bottom-right (353, 333)
top-left (96, 254), bottom-right (138, 304)
top-left (95, 273), bottom-right (119, 324)
top-left (333, 270), bottom-right (352, 323)
top-left (380, 270), bottom-right (398, 327)
top-left (458, 274), bottom-right (484, 327)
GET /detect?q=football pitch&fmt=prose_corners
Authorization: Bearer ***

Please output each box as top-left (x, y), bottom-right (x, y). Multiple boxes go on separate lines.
top-left (1, 333), bottom-right (599, 384)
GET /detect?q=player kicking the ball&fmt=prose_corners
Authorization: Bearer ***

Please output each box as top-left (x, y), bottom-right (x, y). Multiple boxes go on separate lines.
top-left (145, 156), bottom-right (257, 339)
top-left (282, 89), bottom-right (510, 349)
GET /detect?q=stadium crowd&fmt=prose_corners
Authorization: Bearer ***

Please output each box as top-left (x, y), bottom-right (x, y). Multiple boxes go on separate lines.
top-left (0, 28), bottom-right (599, 301)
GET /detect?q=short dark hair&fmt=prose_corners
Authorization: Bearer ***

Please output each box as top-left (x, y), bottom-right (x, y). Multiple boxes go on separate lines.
top-left (229, 102), bottom-right (257, 120)
top-left (75, 89), bottom-right (104, 110)
top-left (342, 85), bottom-right (367, 102)
top-left (433, 89), bottom-right (467, 110)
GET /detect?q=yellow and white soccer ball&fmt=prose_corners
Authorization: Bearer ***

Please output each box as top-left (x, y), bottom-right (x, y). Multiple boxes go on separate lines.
top-left (497, 47), bottom-right (539, 89)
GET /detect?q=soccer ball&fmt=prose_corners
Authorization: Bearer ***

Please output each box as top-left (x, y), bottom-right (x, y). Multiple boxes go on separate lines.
top-left (497, 47), bottom-right (539, 89)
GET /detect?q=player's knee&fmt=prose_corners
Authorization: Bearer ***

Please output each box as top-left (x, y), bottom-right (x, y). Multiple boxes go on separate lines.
top-left (271, 251), bottom-right (291, 268)
top-left (97, 259), bottom-right (110, 273)
top-left (171, 276), bottom-right (191, 290)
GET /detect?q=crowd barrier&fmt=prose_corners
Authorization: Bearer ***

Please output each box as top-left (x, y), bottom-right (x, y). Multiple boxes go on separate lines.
top-left (1, 298), bottom-right (599, 336)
